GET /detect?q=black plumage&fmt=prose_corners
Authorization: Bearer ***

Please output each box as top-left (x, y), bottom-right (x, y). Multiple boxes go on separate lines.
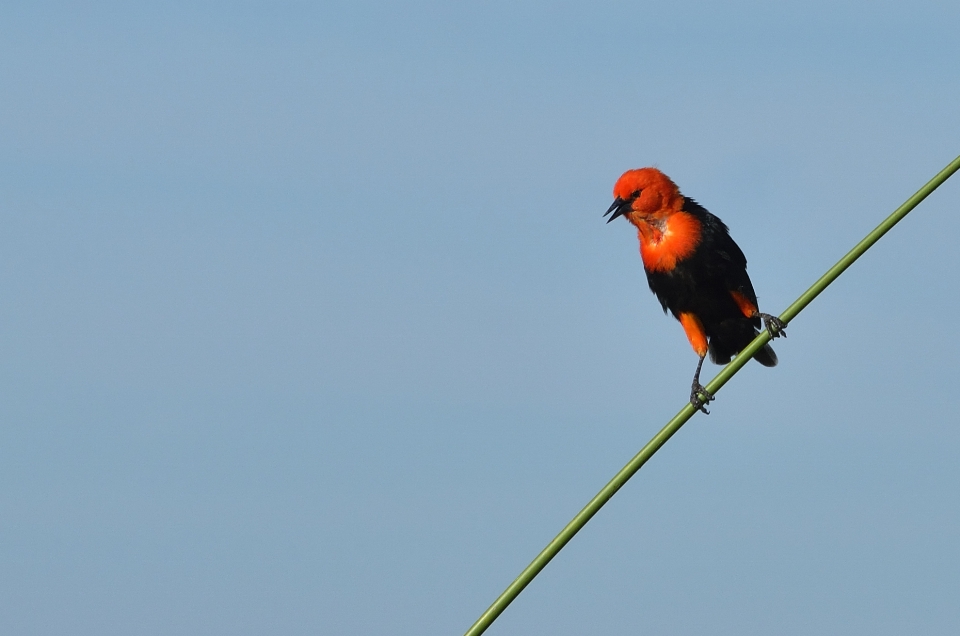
top-left (643, 198), bottom-right (777, 367)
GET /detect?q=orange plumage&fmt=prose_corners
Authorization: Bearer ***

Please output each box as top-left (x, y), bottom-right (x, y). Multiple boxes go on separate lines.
top-left (605, 167), bottom-right (785, 413)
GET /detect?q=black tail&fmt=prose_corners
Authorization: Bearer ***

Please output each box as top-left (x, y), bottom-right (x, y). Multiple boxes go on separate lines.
top-left (752, 341), bottom-right (778, 367)
top-left (708, 321), bottom-right (777, 367)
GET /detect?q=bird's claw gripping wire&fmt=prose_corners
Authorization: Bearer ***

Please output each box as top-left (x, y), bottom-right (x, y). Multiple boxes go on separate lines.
top-left (759, 313), bottom-right (787, 339)
top-left (690, 383), bottom-right (714, 415)
top-left (689, 354), bottom-right (714, 414)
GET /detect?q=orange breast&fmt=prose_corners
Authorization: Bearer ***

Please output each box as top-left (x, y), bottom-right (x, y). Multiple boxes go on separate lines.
top-left (637, 212), bottom-right (702, 272)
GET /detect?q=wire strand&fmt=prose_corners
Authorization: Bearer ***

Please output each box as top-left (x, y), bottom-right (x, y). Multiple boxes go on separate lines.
top-left (464, 154), bottom-right (960, 636)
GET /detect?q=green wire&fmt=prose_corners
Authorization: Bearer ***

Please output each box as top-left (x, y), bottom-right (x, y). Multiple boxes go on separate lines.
top-left (464, 154), bottom-right (960, 636)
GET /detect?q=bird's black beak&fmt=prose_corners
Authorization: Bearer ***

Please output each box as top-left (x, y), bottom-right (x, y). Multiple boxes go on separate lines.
top-left (604, 197), bottom-right (631, 223)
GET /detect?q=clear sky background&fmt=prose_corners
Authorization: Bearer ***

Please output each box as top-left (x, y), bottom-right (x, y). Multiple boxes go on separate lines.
top-left (2, 2), bottom-right (959, 634)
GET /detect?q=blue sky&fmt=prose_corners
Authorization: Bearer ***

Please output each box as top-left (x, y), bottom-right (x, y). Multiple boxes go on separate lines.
top-left (2, 2), bottom-right (959, 634)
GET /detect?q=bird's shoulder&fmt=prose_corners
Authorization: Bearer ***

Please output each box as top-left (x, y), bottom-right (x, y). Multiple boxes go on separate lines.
top-left (681, 197), bottom-right (747, 269)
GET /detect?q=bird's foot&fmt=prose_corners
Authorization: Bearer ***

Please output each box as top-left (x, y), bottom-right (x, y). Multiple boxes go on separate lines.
top-left (690, 382), bottom-right (714, 415)
top-left (759, 313), bottom-right (787, 339)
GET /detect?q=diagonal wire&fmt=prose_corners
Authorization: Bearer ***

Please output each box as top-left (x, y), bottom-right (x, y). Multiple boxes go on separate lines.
top-left (464, 154), bottom-right (960, 636)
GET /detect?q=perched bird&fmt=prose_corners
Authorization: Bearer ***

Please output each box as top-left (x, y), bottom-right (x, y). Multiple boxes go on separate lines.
top-left (605, 167), bottom-right (785, 413)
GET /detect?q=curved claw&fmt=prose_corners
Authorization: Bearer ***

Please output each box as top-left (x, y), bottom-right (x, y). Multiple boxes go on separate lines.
top-left (690, 383), bottom-right (714, 415)
top-left (759, 313), bottom-right (787, 339)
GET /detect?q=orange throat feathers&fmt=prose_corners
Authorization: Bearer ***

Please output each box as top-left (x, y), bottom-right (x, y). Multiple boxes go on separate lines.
top-left (631, 211), bottom-right (702, 272)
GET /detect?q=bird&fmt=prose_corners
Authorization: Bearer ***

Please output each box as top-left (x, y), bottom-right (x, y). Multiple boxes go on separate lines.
top-left (604, 167), bottom-right (785, 413)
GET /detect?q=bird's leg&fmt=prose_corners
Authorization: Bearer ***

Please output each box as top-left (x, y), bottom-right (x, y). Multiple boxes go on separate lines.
top-left (690, 354), bottom-right (714, 415)
top-left (758, 313), bottom-right (787, 339)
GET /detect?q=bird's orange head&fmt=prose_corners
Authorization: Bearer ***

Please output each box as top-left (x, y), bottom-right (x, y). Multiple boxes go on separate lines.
top-left (604, 167), bottom-right (684, 226)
